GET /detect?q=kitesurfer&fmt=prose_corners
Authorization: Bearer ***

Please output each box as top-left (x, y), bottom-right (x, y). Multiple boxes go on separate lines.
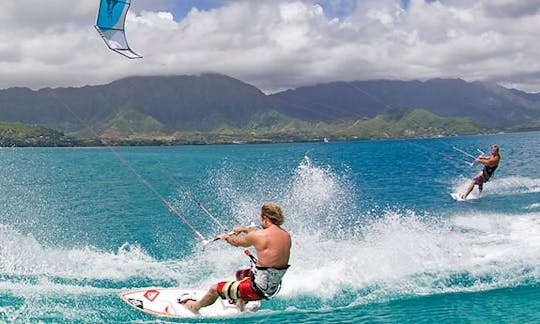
top-left (180, 202), bottom-right (291, 313)
top-left (461, 144), bottom-right (500, 199)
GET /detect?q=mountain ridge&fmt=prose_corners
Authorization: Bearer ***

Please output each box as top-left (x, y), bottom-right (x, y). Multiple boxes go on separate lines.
top-left (0, 74), bottom-right (538, 145)
top-left (269, 78), bottom-right (540, 128)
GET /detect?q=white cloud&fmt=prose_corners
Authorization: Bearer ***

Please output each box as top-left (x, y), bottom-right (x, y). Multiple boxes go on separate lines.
top-left (481, 0), bottom-right (540, 18)
top-left (1, 0), bottom-right (539, 93)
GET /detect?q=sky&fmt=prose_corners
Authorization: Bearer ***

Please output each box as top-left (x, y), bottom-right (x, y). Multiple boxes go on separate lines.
top-left (1, 0), bottom-right (539, 94)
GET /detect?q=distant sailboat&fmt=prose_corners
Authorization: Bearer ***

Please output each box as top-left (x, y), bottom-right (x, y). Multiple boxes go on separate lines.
top-left (323, 137), bottom-right (329, 143)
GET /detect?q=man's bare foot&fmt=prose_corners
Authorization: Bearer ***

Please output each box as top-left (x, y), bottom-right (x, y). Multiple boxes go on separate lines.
top-left (178, 298), bottom-right (200, 314)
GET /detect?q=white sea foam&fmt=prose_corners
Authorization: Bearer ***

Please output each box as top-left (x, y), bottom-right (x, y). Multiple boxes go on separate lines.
top-left (526, 203), bottom-right (540, 210)
top-left (276, 210), bottom-right (540, 304)
top-left (0, 225), bottom-right (180, 286)
top-left (452, 175), bottom-right (540, 197)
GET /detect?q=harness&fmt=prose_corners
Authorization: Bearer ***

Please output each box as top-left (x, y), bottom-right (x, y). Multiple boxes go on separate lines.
top-left (251, 266), bottom-right (289, 299)
top-left (483, 164), bottom-right (498, 180)
top-left (243, 249), bottom-right (289, 299)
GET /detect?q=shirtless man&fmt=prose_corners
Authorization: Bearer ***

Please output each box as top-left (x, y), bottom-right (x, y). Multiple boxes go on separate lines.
top-left (461, 144), bottom-right (500, 199)
top-left (181, 202), bottom-right (291, 313)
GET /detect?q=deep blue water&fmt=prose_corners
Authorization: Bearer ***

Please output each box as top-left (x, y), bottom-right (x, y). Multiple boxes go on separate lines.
top-left (0, 132), bottom-right (539, 323)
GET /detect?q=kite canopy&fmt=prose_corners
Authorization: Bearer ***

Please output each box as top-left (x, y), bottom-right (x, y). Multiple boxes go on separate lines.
top-left (95, 0), bottom-right (142, 59)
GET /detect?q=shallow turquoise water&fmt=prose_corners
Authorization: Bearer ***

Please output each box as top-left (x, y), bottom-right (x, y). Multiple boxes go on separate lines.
top-left (0, 132), bottom-right (539, 323)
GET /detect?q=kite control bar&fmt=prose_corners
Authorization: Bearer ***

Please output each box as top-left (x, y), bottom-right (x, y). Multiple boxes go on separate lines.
top-left (452, 146), bottom-right (485, 166)
top-left (203, 222), bottom-right (257, 245)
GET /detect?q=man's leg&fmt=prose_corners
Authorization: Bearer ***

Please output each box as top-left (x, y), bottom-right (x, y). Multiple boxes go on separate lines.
top-left (183, 284), bottom-right (220, 314)
top-left (236, 299), bottom-right (245, 312)
top-left (462, 180), bottom-right (475, 199)
top-left (477, 182), bottom-right (483, 197)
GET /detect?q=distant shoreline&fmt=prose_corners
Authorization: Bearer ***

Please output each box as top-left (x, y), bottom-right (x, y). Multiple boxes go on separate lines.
top-left (2, 128), bottom-right (538, 148)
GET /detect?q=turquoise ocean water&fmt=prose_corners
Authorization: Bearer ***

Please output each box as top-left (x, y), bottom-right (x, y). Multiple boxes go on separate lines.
top-left (0, 132), bottom-right (539, 323)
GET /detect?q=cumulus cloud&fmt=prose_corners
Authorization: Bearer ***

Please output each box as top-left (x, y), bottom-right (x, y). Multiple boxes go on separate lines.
top-left (0, 0), bottom-right (539, 93)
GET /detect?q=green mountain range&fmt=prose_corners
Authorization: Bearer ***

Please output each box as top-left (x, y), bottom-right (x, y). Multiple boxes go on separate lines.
top-left (0, 74), bottom-right (538, 146)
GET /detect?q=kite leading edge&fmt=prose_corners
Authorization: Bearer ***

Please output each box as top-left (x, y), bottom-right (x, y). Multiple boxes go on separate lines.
top-left (95, 0), bottom-right (142, 59)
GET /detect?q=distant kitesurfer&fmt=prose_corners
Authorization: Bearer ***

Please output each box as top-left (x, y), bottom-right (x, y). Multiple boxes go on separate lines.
top-left (461, 144), bottom-right (500, 199)
top-left (180, 202), bottom-right (291, 313)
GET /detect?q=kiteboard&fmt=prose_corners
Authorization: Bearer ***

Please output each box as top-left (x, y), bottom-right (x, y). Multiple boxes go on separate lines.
top-left (450, 193), bottom-right (479, 202)
top-left (450, 193), bottom-right (465, 201)
top-left (119, 287), bottom-right (260, 318)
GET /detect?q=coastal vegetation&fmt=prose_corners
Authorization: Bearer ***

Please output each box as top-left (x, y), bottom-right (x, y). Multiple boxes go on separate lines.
top-left (0, 109), bottom-right (484, 146)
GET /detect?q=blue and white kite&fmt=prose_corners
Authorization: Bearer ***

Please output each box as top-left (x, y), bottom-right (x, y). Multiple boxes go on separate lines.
top-left (95, 0), bottom-right (142, 59)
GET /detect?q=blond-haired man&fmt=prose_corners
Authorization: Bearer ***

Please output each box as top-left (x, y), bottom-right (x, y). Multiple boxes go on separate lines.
top-left (181, 202), bottom-right (291, 313)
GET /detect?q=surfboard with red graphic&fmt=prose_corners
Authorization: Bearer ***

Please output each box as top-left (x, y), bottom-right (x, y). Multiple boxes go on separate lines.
top-left (119, 288), bottom-right (260, 318)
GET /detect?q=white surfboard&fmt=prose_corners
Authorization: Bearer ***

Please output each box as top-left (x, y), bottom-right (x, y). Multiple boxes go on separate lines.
top-left (119, 287), bottom-right (260, 318)
top-left (450, 193), bottom-right (479, 202)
